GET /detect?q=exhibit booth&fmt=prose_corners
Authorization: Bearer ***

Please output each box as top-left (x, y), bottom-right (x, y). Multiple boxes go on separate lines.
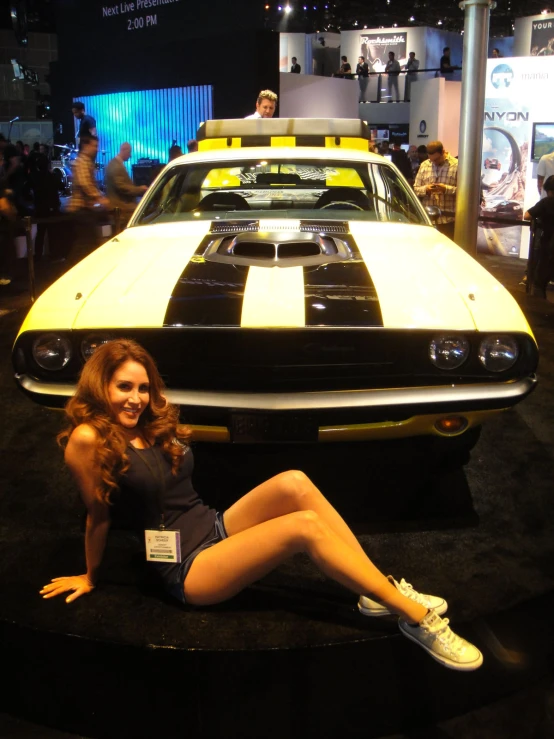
top-left (479, 55), bottom-right (554, 258)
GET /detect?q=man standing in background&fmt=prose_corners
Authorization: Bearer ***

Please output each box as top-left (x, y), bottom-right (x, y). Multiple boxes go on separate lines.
top-left (71, 102), bottom-right (97, 150)
top-left (105, 143), bottom-right (148, 218)
top-left (245, 90), bottom-right (278, 119)
top-left (404, 52), bottom-right (419, 102)
top-left (440, 47), bottom-right (454, 76)
top-left (537, 149), bottom-right (554, 198)
top-left (290, 57), bottom-right (301, 73)
top-left (66, 135), bottom-right (108, 265)
top-left (413, 140), bottom-right (458, 239)
top-left (356, 56), bottom-right (369, 102)
top-left (385, 51), bottom-right (400, 102)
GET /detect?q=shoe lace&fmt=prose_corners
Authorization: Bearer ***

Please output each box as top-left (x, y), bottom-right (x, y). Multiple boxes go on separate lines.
top-left (399, 579), bottom-right (424, 602)
top-left (424, 617), bottom-right (465, 655)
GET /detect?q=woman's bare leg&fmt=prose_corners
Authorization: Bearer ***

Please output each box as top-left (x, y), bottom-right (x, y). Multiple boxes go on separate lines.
top-left (224, 470), bottom-right (368, 559)
top-left (184, 510), bottom-right (428, 624)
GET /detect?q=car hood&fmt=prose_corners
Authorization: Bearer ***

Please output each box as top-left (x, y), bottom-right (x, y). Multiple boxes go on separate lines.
top-left (18, 219), bottom-right (532, 335)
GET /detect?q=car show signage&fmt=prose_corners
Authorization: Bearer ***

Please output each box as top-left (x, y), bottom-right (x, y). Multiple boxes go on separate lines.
top-left (359, 32), bottom-right (407, 72)
top-left (480, 56), bottom-right (554, 258)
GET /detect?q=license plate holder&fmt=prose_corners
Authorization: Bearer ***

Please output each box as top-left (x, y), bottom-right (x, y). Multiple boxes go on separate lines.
top-left (230, 412), bottom-right (318, 443)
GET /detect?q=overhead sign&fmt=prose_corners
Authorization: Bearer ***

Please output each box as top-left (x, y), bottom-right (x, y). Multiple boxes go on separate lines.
top-left (359, 32), bottom-right (407, 72)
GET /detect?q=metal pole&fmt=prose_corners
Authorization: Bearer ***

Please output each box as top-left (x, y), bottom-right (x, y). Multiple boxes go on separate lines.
top-left (454, 0), bottom-right (496, 254)
top-left (24, 216), bottom-right (36, 303)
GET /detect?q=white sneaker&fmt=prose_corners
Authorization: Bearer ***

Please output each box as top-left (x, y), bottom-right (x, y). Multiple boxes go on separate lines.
top-left (399, 610), bottom-right (483, 671)
top-left (358, 576), bottom-right (447, 617)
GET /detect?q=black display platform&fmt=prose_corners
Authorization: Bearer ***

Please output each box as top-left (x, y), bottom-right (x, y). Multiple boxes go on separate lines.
top-left (1, 256), bottom-right (554, 738)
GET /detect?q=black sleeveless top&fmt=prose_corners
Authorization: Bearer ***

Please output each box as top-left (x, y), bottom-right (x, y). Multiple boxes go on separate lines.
top-left (115, 443), bottom-right (216, 580)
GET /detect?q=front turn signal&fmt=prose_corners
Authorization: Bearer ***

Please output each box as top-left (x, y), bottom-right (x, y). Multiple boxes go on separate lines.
top-left (434, 417), bottom-right (468, 435)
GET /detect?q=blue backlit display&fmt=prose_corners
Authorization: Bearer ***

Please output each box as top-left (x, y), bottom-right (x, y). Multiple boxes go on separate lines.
top-left (74, 85), bottom-right (213, 169)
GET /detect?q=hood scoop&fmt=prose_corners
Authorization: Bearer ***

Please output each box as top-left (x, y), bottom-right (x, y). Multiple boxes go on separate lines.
top-left (202, 230), bottom-right (356, 268)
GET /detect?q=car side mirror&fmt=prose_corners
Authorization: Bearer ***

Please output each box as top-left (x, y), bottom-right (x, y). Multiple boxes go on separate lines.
top-left (425, 205), bottom-right (441, 222)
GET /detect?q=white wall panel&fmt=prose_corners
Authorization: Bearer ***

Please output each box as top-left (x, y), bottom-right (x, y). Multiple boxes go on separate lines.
top-left (279, 73), bottom-right (359, 118)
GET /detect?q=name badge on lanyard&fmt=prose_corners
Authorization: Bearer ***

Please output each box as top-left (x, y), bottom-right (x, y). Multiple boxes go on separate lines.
top-left (145, 529), bottom-right (182, 563)
top-left (129, 442), bottom-right (183, 564)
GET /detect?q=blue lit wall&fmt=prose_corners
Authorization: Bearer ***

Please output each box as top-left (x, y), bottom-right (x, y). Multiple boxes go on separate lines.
top-left (74, 86), bottom-right (213, 168)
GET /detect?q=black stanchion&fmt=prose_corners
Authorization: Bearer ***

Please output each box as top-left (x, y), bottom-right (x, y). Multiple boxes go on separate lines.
top-left (526, 220), bottom-right (537, 295)
top-left (114, 207), bottom-right (122, 235)
top-left (24, 216), bottom-right (36, 303)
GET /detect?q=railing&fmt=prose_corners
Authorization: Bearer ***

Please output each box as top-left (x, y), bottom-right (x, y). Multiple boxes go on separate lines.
top-left (19, 207), bottom-right (126, 303)
top-left (334, 67), bottom-right (463, 103)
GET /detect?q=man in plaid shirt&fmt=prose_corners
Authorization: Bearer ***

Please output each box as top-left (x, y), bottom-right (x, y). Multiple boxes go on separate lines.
top-left (67, 135), bottom-right (108, 266)
top-left (413, 140), bottom-right (457, 240)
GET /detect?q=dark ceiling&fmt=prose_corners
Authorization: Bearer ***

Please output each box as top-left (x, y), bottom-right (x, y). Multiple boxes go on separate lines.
top-left (1, 0), bottom-right (553, 39)
top-left (266, 1), bottom-right (554, 37)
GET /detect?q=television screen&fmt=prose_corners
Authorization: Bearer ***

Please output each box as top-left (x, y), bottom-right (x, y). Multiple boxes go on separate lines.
top-left (531, 123), bottom-right (554, 162)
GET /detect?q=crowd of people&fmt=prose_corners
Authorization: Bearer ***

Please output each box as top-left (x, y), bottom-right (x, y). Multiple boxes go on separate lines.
top-left (0, 101), bottom-right (199, 284)
top-left (0, 135), bottom-right (67, 284)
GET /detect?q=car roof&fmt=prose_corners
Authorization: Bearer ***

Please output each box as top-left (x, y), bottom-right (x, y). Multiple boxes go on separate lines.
top-left (197, 117), bottom-right (372, 143)
top-left (166, 146), bottom-right (386, 169)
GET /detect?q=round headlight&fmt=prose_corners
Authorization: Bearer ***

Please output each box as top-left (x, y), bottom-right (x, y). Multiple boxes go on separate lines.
top-left (479, 336), bottom-right (519, 372)
top-left (32, 334), bottom-right (73, 371)
top-left (81, 335), bottom-right (112, 361)
top-left (429, 336), bottom-right (470, 370)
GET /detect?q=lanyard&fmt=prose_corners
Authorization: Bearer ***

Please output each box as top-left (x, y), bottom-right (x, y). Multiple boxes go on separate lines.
top-left (129, 443), bottom-right (168, 530)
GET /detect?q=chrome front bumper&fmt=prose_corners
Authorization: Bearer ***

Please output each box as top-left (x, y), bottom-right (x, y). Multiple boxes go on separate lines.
top-left (16, 373), bottom-right (538, 412)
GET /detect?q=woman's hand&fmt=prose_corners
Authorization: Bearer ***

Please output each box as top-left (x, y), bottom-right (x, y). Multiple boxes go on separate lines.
top-left (40, 575), bottom-right (95, 603)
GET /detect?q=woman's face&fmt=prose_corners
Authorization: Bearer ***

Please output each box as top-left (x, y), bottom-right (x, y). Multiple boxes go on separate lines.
top-left (107, 360), bottom-right (150, 430)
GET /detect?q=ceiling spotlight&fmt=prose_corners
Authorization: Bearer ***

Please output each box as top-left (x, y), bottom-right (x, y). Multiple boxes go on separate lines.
top-left (284, 4), bottom-right (292, 13)
top-left (393, 23), bottom-right (398, 27)
top-left (437, 20), bottom-right (443, 25)
top-left (409, 15), bottom-right (415, 21)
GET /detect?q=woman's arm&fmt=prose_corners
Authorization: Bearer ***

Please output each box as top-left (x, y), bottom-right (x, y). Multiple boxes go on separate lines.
top-left (40, 424), bottom-right (112, 603)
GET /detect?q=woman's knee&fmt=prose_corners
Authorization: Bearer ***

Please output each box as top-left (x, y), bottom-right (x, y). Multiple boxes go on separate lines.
top-left (278, 469), bottom-right (313, 505)
top-left (291, 509), bottom-right (329, 545)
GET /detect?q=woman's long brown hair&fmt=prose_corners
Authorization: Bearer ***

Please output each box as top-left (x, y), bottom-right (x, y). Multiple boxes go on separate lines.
top-left (58, 339), bottom-right (190, 504)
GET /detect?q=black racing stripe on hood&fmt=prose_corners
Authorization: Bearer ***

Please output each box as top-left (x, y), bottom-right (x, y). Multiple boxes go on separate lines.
top-left (304, 260), bottom-right (383, 327)
top-left (164, 239), bottom-right (248, 327)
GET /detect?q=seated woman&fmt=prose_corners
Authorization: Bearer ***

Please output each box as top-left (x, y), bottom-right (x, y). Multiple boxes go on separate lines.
top-left (40, 339), bottom-right (483, 672)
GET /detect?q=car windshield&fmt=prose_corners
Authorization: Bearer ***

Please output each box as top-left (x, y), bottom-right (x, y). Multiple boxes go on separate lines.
top-left (134, 158), bottom-right (427, 226)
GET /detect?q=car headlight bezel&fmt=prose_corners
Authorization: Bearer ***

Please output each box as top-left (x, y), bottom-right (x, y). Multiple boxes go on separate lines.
top-left (479, 335), bottom-right (519, 373)
top-left (81, 334), bottom-right (113, 362)
top-left (429, 335), bottom-right (470, 370)
top-left (32, 333), bottom-right (73, 371)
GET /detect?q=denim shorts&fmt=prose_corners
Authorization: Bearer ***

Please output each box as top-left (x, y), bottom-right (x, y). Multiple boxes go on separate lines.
top-left (165, 511), bottom-right (228, 605)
